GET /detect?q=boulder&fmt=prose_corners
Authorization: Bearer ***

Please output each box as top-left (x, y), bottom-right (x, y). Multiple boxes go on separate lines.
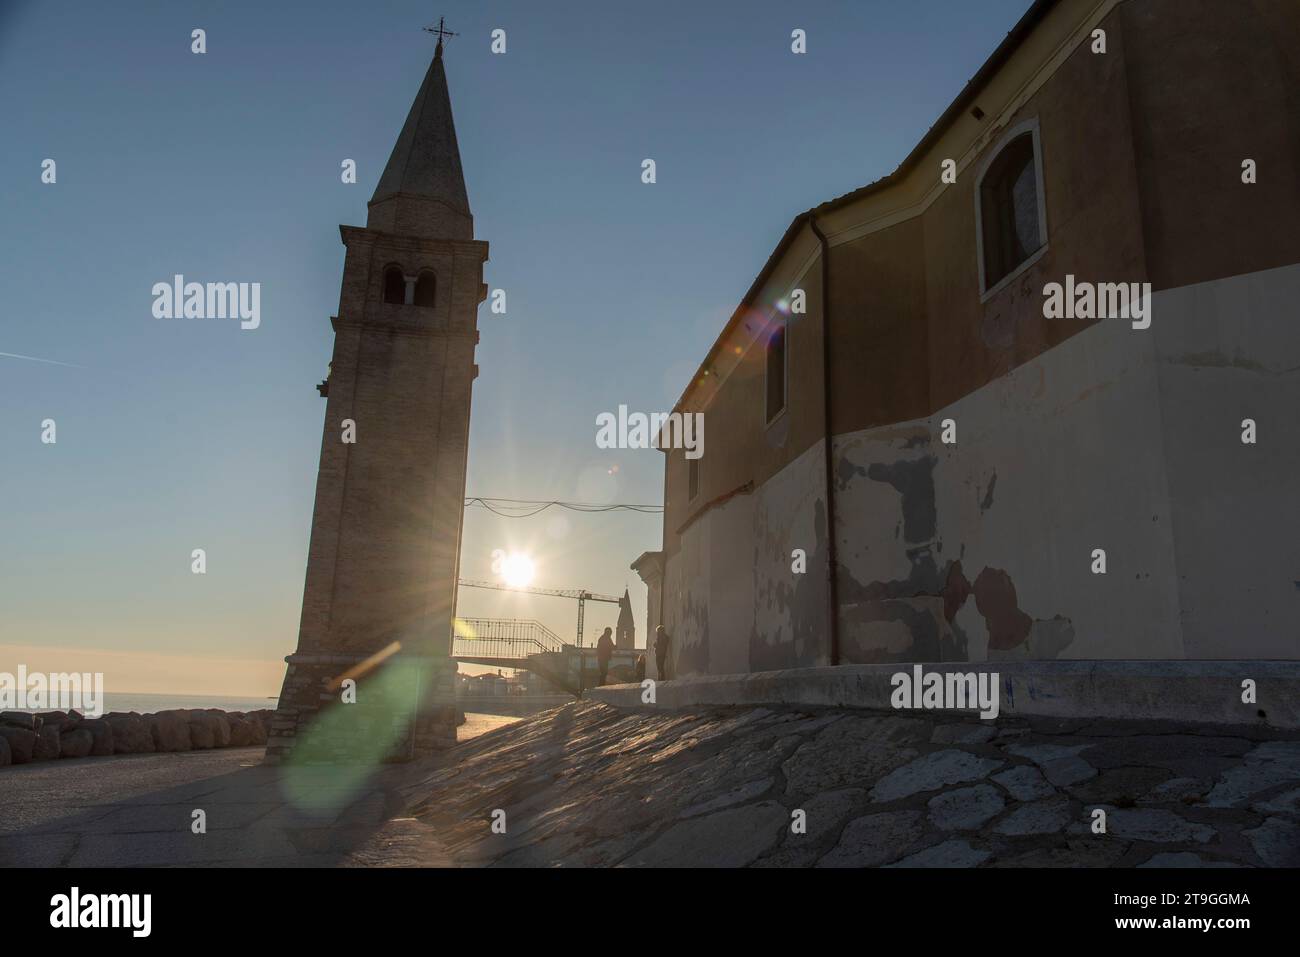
top-left (247, 716), bottom-right (268, 745)
top-left (227, 714), bottom-right (255, 746)
top-left (0, 727), bottom-right (36, 763)
top-left (149, 710), bottom-right (192, 752)
top-left (106, 712), bottom-right (154, 754)
top-left (242, 711), bottom-right (271, 744)
top-left (0, 711), bottom-right (38, 732)
top-left (0, 734), bottom-right (10, 767)
top-left (34, 725), bottom-right (61, 760)
top-left (187, 711), bottom-right (216, 749)
top-left (41, 709), bottom-right (84, 731)
top-left (200, 710), bottom-right (231, 747)
top-left (81, 718), bottom-right (115, 756)
top-left (59, 728), bottom-right (94, 759)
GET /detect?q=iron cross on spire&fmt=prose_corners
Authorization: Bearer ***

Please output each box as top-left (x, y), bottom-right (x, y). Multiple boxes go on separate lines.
top-left (423, 16), bottom-right (458, 54)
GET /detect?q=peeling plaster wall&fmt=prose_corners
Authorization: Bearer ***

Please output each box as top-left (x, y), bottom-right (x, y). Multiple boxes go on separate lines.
top-left (661, 505), bottom-right (711, 678)
top-left (730, 264), bottom-right (1300, 667)
top-left (940, 312), bottom-right (1185, 660)
top-left (663, 440), bottom-right (828, 678)
top-left (1152, 263), bottom-right (1300, 658)
top-left (834, 427), bottom-right (962, 663)
top-left (661, 266), bottom-right (1300, 672)
top-left (751, 440), bottom-right (828, 672)
top-left (705, 493), bottom-right (754, 676)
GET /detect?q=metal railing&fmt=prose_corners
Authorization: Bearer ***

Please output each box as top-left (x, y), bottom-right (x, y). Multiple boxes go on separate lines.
top-left (451, 618), bottom-right (565, 660)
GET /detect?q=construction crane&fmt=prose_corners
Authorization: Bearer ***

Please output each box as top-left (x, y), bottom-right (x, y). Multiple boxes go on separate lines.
top-left (456, 579), bottom-right (621, 648)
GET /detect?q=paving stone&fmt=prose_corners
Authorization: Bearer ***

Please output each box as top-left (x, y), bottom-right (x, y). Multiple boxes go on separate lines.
top-left (992, 765), bottom-right (1056, 801)
top-left (1107, 808), bottom-right (1215, 844)
top-left (1141, 777), bottom-right (1210, 805)
top-left (928, 784), bottom-right (1004, 831)
top-left (1068, 767), bottom-right (1172, 805)
top-left (333, 817), bottom-right (453, 867)
top-left (679, 777), bottom-right (773, 818)
top-left (736, 789), bottom-right (864, 868)
top-left (488, 832), bottom-right (581, 868)
top-left (990, 840), bottom-right (1129, 868)
top-left (782, 715), bottom-right (927, 796)
top-left (886, 839), bottom-right (991, 868)
top-left (1250, 787), bottom-right (1300, 817)
top-left (790, 787), bottom-right (865, 844)
top-left (572, 828), bottom-right (659, 867)
top-left (688, 709), bottom-right (775, 745)
top-left (1086, 735), bottom-right (1252, 778)
top-left (1205, 742), bottom-right (1300, 808)
top-left (931, 724), bottom-right (997, 745)
top-left (653, 739), bottom-right (787, 816)
top-left (743, 712), bottom-right (842, 742)
top-left (751, 845), bottom-right (820, 868)
top-left (815, 811), bottom-right (924, 868)
top-left (869, 749), bottom-right (1003, 802)
top-left (1008, 744), bottom-right (1097, 787)
top-left (993, 796), bottom-right (1073, 836)
top-left (1243, 818), bottom-right (1300, 867)
top-left (622, 800), bottom-right (788, 868)
top-left (1138, 852), bottom-right (1242, 868)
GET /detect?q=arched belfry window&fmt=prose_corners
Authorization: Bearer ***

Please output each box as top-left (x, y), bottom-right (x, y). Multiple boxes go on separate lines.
top-left (976, 120), bottom-right (1047, 295)
top-left (414, 270), bottom-right (437, 308)
top-left (382, 265), bottom-right (405, 304)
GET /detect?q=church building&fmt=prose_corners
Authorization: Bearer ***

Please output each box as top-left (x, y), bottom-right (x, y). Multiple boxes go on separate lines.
top-left (638, 0), bottom-right (1300, 679)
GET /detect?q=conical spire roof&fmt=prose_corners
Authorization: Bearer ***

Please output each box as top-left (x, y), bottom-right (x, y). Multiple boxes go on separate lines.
top-left (367, 43), bottom-right (472, 239)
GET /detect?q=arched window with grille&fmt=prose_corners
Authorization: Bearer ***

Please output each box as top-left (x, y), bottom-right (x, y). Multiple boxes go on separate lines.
top-left (976, 120), bottom-right (1047, 295)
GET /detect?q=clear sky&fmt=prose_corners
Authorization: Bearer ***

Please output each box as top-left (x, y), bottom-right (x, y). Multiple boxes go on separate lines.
top-left (0, 0), bottom-right (1032, 696)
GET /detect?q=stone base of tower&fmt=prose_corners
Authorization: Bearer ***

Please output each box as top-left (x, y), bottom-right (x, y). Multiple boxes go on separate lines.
top-left (265, 652), bottom-right (459, 765)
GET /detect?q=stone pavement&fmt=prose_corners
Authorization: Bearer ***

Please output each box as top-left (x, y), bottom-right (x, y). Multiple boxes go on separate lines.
top-left (5, 703), bottom-right (1298, 867)
top-left (0, 713), bottom-right (519, 867)
top-left (402, 701), bottom-right (1300, 867)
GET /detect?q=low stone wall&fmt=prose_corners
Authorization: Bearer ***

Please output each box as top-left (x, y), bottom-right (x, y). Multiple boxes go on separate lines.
top-left (0, 708), bottom-right (278, 768)
top-left (589, 661), bottom-right (1300, 729)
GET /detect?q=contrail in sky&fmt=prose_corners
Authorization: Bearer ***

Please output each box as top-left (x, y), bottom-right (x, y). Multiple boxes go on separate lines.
top-left (0, 350), bottom-right (81, 368)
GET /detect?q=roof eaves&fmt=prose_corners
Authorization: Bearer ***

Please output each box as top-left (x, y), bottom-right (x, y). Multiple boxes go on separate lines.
top-left (668, 0), bottom-right (1063, 416)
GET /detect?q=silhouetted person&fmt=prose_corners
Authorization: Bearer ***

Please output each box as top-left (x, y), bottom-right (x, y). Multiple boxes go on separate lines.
top-left (596, 627), bottom-right (614, 685)
top-left (634, 653), bottom-right (646, 682)
top-left (654, 625), bottom-right (671, 680)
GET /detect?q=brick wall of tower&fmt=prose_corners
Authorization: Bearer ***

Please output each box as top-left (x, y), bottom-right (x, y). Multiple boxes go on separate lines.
top-left (270, 226), bottom-right (487, 763)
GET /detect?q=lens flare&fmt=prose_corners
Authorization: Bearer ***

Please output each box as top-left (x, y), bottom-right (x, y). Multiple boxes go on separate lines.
top-left (501, 552), bottom-right (535, 588)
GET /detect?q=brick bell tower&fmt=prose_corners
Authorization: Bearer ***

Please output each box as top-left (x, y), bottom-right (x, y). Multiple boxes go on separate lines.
top-left (267, 34), bottom-right (486, 764)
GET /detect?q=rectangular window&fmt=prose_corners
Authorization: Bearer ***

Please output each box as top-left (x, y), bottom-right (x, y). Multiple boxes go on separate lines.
top-left (688, 455), bottom-right (699, 502)
top-left (766, 322), bottom-right (786, 423)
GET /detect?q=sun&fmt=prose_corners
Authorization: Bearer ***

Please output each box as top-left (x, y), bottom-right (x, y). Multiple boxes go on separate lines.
top-left (501, 552), bottom-right (536, 589)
